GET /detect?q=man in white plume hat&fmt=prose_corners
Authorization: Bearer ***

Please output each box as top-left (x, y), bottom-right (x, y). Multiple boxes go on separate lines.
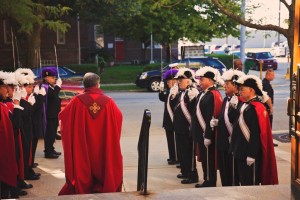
top-left (215, 69), bottom-right (244, 186)
top-left (191, 66), bottom-right (223, 188)
top-left (228, 74), bottom-right (278, 186)
top-left (170, 68), bottom-right (199, 185)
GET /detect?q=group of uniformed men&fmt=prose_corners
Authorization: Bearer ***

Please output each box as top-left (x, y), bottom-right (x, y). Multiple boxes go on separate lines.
top-left (0, 67), bottom-right (62, 199)
top-left (159, 65), bottom-right (278, 188)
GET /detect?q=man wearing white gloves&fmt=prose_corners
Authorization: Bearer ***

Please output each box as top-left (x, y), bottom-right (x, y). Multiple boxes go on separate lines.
top-left (158, 69), bottom-right (179, 165)
top-left (15, 68), bottom-right (41, 181)
top-left (229, 74), bottom-right (278, 185)
top-left (170, 68), bottom-right (199, 185)
top-left (191, 66), bottom-right (223, 188)
top-left (41, 67), bottom-right (62, 159)
top-left (216, 69), bottom-right (244, 186)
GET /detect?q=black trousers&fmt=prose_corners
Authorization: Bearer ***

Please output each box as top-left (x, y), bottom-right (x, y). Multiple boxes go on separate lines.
top-left (218, 150), bottom-right (239, 186)
top-left (199, 141), bottom-right (216, 185)
top-left (236, 158), bottom-right (260, 185)
top-left (31, 136), bottom-right (39, 165)
top-left (177, 134), bottom-right (198, 180)
top-left (21, 132), bottom-right (31, 178)
top-left (165, 129), bottom-right (176, 161)
top-left (44, 118), bottom-right (58, 154)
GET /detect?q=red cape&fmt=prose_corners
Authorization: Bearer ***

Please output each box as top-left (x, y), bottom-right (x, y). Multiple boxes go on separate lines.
top-left (58, 89), bottom-right (123, 195)
top-left (251, 102), bottom-right (278, 185)
top-left (0, 102), bottom-right (18, 187)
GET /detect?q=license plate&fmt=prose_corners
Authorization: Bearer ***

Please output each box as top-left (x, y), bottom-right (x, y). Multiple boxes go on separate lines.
top-left (268, 65), bottom-right (272, 67)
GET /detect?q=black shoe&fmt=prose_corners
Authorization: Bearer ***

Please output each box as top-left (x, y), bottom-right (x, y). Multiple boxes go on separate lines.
top-left (195, 181), bottom-right (216, 188)
top-left (177, 174), bottom-right (188, 179)
top-left (167, 158), bottom-right (172, 162)
top-left (56, 134), bottom-right (61, 140)
top-left (18, 189), bottom-right (28, 196)
top-left (176, 164), bottom-right (181, 168)
top-left (25, 174), bottom-right (40, 180)
top-left (35, 172), bottom-right (41, 177)
top-left (181, 178), bottom-right (198, 184)
top-left (32, 163), bottom-right (38, 168)
top-left (274, 143), bottom-right (278, 147)
top-left (168, 160), bottom-right (177, 165)
top-left (45, 153), bottom-right (59, 159)
top-left (18, 180), bottom-right (33, 189)
top-left (52, 150), bottom-right (61, 155)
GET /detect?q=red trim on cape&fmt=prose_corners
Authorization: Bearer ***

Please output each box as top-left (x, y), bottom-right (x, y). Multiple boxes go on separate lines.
top-left (58, 89), bottom-right (123, 195)
top-left (196, 89), bottom-right (223, 169)
top-left (0, 102), bottom-right (18, 187)
top-left (251, 101), bottom-right (278, 185)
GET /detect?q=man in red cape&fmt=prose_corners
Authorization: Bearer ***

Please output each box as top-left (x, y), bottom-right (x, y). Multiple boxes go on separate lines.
top-left (229, 74), bottom-right (278, 185)
top-left (58, 72), bottom-right (123, 195)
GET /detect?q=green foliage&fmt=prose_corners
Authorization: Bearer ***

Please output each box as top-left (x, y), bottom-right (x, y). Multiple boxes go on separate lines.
top-left (66, 64), bottom-right (98, 74)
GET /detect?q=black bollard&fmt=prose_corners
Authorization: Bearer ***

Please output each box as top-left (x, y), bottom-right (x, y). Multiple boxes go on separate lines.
top-left (137, 109), bottom-right (151, 195)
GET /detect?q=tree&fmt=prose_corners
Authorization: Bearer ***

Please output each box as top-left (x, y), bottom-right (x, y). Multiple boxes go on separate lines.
top-left (0, 0), bottom-right (71, 67)
top-left (210, 0), bottom-right (295, 65)
top-left (73, 0), bottom-right (240, 62)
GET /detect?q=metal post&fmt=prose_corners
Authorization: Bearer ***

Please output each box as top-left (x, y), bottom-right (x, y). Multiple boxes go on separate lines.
top-left (150, 32), bottom-right (154, 64)
top-left (278, 1), bottom-right (281, 45)
top-left (259, 60), bottom-right (263, 79)
top-left (77, 13), bottom-right (81, 64)
top-left (240, 0), bottom-right (246, 72)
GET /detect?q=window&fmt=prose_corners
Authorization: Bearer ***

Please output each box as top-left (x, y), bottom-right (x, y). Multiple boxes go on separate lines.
top-left (3, 20), bottom-right (12, 44)
top-left (57, 30), bottom-right (65, 44)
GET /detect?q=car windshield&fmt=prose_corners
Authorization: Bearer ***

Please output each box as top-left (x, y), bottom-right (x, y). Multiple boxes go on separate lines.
top-left (256, 52), bottom-right (273, 59)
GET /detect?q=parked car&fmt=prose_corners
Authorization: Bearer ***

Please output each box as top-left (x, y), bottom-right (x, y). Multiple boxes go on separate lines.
top-left (32, 66), bottom-right (83, 81)
top-left (135, 57), bottom-right (226, 92)
top-left (246, 52), bottom-right (278, 70)
top-left (59, 81), bottom-right (84, 110)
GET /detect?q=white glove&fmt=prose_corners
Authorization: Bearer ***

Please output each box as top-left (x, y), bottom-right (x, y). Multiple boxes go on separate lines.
top-left (204, 138), bottom-right (212, 148)
top-left (21, 87), bottom-right (27, 99)
top-left (169, 83), bottom-right (178, 99)
top-left (188, 87), bottom-right (199, 101)
top-left (210, 117), bottom-right (219, 128)
top-left (27, 94), bottom-right (36, 105)
top-left (230, 95), bottom-right (239, 109)
top-left (246, 157), bottom-right (255, 166)
top-left (56, 78), bottom-right (62, 88)
top-left (33, 85), bottom-right (40, 94)
top-left (159, 81), bottom-right (164, 92)
top-left (12, 87), bottom-right (22, 101)
top-left (39, 87), bottom-right (46, 96)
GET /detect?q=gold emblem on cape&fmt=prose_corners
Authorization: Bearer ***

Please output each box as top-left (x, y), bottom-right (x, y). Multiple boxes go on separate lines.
top-left (89, 102), bottom-right (100, 114)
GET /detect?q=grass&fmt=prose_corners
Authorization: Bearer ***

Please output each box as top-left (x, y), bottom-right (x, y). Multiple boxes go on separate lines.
top-left (100, 65), bottom-right (145, 84)
top-left (100, 84), bottom-right (147, 92)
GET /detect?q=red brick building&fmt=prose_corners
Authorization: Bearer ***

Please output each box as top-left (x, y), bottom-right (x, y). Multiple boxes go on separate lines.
top-left (0, 18), bottom-right (177, 69)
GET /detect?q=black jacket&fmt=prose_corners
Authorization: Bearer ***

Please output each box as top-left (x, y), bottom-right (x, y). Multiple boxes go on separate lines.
top-left (158, 89), bottom-right (174, 131)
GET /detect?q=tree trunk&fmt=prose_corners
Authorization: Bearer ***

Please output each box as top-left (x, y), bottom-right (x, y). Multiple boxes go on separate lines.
top-left (25, 24), bottom-right (42, 68)
top-left (165, 43), bottom-right (171, 63)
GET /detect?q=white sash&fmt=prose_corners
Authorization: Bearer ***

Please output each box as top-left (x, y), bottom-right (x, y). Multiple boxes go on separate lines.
top-left (180, 91), bottom-right (191, 126)
top-left (167, 94), bottom-right (174, 122)
top-left (238, 103), bottom-right (250, 142)
top-left (224, 100), bottom-right (233, 136)
top-left (196, 92), bottom-right (206, 135)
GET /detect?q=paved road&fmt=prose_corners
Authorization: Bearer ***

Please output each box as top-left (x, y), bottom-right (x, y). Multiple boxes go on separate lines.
top-left (23, 57), bottom-right (292, 198)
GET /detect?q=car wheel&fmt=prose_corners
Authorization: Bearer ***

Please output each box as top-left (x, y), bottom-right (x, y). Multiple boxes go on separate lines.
top-left (148, 79), bottom-right (160, 92)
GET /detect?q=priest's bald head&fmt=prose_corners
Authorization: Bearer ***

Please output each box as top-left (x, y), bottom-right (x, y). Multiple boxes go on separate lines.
top-left (83, 72), bottom-right (100, 88)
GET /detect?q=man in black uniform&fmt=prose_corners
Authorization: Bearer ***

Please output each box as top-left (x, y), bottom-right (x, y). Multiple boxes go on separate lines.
top-left (41, 67), bottom-right (62, 159)
top-left (170, 68), bottom-right (199, 184)
top-left (191, 67), bottom-right (223, 188)
top-left (214, 69), bottom-right (244, 186)
top-left (158, 69), bottom-right (178, 165)
top-left (228, 75), bottom-right (263, 185)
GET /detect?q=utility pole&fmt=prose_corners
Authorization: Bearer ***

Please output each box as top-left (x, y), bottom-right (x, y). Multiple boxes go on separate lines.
top-left (278, 1), bottom-right (281, 45)
top-left (150, 32), bottom-right (154, 64)
top-left (240, 0), bottom-right (246, 71)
